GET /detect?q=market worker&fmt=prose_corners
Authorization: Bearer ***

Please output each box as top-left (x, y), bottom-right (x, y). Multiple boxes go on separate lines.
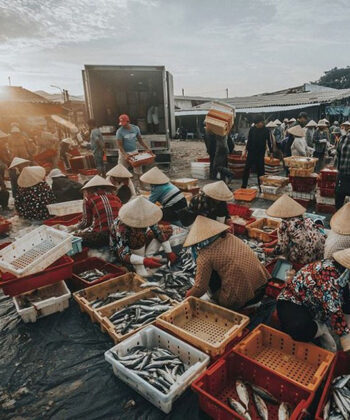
top-left (106, 163), bottom-right (136, 204)
top-left (288, 125), bottom-right (310, 157)
top-left (335, 122), bottom-right (350, 209)
top-left (183, 181), bottom-right (233, 230)
top-left (59, 137), bottom-right (75, 170)
top-left (140, 166), bottom-right (187, 224)
top-left (313, 119), bottom-right (329, 172)
top-left (110, 196), bottom-right (176, 277)
top-left (69, 175), bottom-right (122, 247)
top-left (87, 119), bottom-right (105, 176)
top-left (48, 168), bottom-right (83, 203)
top-left (8, 157), bottom-right (31, 198)
top-left (264, 194), bottom-right (325, 266)
top-left (305, 119), bottom-right (317, 148)
top-left (116, 114), bottom-right (152, 176)
top-left (277, 248), bottom-right (350, 352)
top-left (184, 216), bottom-right (269, 309)
top-left (325, 203), bottom-right (350, 259)
top-left (15, 166), bottom-right (55, 220)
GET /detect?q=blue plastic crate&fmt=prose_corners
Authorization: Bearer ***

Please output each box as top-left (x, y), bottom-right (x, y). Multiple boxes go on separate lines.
top-left (67, 236), bottom-right (83, 256)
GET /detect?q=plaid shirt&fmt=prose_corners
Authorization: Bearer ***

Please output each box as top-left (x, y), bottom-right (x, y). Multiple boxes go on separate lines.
top-left (78, 191), bottom-right (122, 233)
top-left (337, 134), bottom-right (350, 176)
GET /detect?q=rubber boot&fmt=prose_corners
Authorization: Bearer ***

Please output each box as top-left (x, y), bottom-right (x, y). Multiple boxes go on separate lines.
top-left (314, 321), bottom-right (337, 352)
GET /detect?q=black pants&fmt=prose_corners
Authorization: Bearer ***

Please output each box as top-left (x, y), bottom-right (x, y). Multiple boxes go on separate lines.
top-left (209, 152), bottom-right (216, 179)
top-left (0, 190), bottom-right (9, 210)
top-left (242, 155), bottom-right (265, 188)
top-left (335, 174), bottom-right (350, 210)
top-left (162, 198), bottom-right (188, 223)
top-left (276, 300), bottom-right (317, 342)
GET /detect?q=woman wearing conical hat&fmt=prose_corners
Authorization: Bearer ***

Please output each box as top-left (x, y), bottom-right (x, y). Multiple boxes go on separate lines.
top-left (264, 195), bottom-right (325, 267)
top-left (140, 166), bottom-right (187, 224)
top-left (277, 248), bottom-right (350, 353)
top-left (325, 203), bottom-right (350, 259)
top-left (184, 216), bottom-right (269, 309)
top-left (8, 156), bottom-right (31, 198)
top-left (106, 164), bottom-right (136, 204)
top-left (15, 166), bottom-right (55, 220)
top-left (110, 196), bottom-right (176, 277)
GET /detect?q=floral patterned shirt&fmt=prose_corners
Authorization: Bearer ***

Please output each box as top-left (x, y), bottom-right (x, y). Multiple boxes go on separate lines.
top-left (275, 216), bottom-right (325, 265)
top-left (15, 181), bottom-right (56, 220)
top-left (278, 259), bottom-right (350, 336)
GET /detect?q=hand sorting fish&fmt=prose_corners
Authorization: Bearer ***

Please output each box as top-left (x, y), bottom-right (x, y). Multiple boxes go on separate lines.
top-left (323, 374), bottom-right (350, 420)
top-left (108, 297), bottom-right (173, 335)
top-left (227, 379), bottom-right (291, 420)
top-left (241, 238), bottom-right (275, 265)
top-left (111, 346), bottom-right (186, 394)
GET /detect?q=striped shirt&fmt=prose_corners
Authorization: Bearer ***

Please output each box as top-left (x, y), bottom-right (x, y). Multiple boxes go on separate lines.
top-left (78, 191), bottom-right (122, 233)
top-left (148, 183), bottom-right (184, 207)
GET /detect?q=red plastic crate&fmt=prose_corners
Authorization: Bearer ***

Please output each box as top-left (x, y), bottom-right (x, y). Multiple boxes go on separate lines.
top-left (67, 174), bottom-right (80, 182)
top-left (316, 203), bottom-right (336, 214)
top-left (320, 168), bottom-right (337, 182)
top-left (318, 187), bottom-right (335, 198)
top-left (197, 157), bottom-right (210, 163)
top-left (0, 242), bottom-right (11, 250)
top-left (227, 203), bottom-right (252, 218)
top-left (265, 260), bottom-right (277, 275)
top-left (232, 217), bottom-right (256, 235)
top-left (192, 350), bottom-right (314, 420)
top-left (266, 279), bottom-right (285, 299)
top-left (294, 198), bottom-right (312, 208)
top-left (0, 220), bottom-right (11, 235)
top-left (0, 255), bottom-right (74, 296)
top-left (71, 247), bottom-right (89, 262)
top-left (44, 213), bottom-right (82, 226)
top-left (289, 176), bottom-right (317, 193)
top-left (69, 257), bottom-right (126, 290)
top-left (315, 352), bottom-right (350, 420)
top-left (78, 168), bottom-right (98, 176)
top-left (33, 149), bottom-right (57, 165)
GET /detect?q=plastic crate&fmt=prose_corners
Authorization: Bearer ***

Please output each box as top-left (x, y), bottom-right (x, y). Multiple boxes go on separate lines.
top-left (105, 325), bottom-right (210, 414)
top-left (234, 324), bottom-right (334, 392)
top-left (228, 154), bottom-right (246, 164)
top-left (294, 198), bottom-right (312, 208)
top-left (315, 352), bottom-right (350, 420)
top-left (289, 167), bottom-right (314, 177)
top-left (172, 178), bottom-right (198, 190)
top-left (317, 178), bottom-right (336, 189)
top-left (284, 156), bottom-right (318, 169)
top-left (0, 217), bottom-right (11, 235)
top-left (260, 185), bottom-right (283, 195)
top-left (231, 217), bottom-right (256, 235)
top-left (246, 218), bottom-right (280, 243)
top-left (234, 188), bottom-right (257, 202)
top-left (264, 157), bottom-right (281, 167)
top-left (95, 289), bottom-right (175, 344)
top-left (127, 152), bottom-right (155, 168)
top-left (191, 162), bottom-right (210, 180)
top-left (44, 213), bottom-right (82, 227)
top-left (227, 203), bottom-right (252, 218)
top-left (156, 297), bottom-right (249, 358)
top-left (197, 157), bottom-right (210, 163)
top-left (318, 186), bottom-right (335, 198)
top-left (192, 350), bottom-right (314, 420)
top-left (66, 236), bottom-right (83, 256)
top-left (78, 168), bottom-right (98, 176)
top-left (205, 116), bottom-right (229, 137)
top-left (13, 280), bottom-right (71, 323)
top-left (316, 203), bottom-right (336, 214)
top-left (0, 255), bottom-right (74, 296)
top-left (71, 247), bottom-right (88, 262)
top-left (73, 273), bottom-right (145, 322)
top-left (69, 257), bottom-right (126, 290)
top-left (33, 149), bottom-right (57, 165)
top-left (47, 200), bottom-right (83, 216)
top-left (259, 175), bottom-right (289, 187)
top-left (0, 226), bottom-right (72, 278)
top-left (320, 168), bottom-right (338, 182)
top-left (289, 174), bottom-right (318, 193)
top-left (265, 279), bottom-right (286, 299)
top-left (316, 192), bottom-right (335, 205)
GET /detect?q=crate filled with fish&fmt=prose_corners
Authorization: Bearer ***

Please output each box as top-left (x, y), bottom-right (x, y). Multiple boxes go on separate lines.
top-left (239, 239), bottom-right (275, 266)
top-left (105, 325), bottom-right (210, 413)
top-left (73, 273), bottom-right (146, 322)
top-left (192, 349), bottom-right (314, 420)
top-left (13, 280), bottom-right (71, 323)
top-left (68, 257), bottom-right (127, 290)
top-left (95, 289), bottom-right (176, 344)
top-left (246, 218), bottom-right (280, 243)
top-left (156, 297), bottom-right (249, 358)
top-left (234, 324), bottom-right (334, 392)
top-left (315, 351), bottom-right (350, 420)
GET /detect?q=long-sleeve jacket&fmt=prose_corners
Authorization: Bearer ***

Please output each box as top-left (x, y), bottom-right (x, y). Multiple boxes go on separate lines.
top-left (15, 181), bottom-right (56, 220)
top-left (52, 176), bottom-right (83, 203)
top-left (246, 126), bottom-right (272, 159)
top-left (313, 129), bottom-right (329, 154)
top-left (305, 128), bottom-right (315, 148)
top-left (291, 137), bottom-right (308, 156)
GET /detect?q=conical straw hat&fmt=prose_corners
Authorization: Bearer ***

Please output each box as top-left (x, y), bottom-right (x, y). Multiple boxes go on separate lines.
top-left (9, 157), bottom-right (30, 169)
top-left (288, 118), bottom-right (296, 123)
top-left (17, 166), bottom-right (46, 188)
top-left (333, 248), bottom-right (350, 269)
top-left (330, 203), bottom-right (350, 235)
top-left (106, 164), bottom-right (132, 178)
top-left (266, 194), bottom-right (306, 218)
top-left (341, 121), bottom-right (350, 126)
top-left (81, 175), bottom-right (114, 190)
top-left (183, 215), bottom-right (229, 247)
top-left (274, 119), bottom-right (282, 125)
top-left (203, 181), bottom-right (233, 201)
top-left (266, 121), bottom-right (276, 128)
top-left (288, 125), bottom-right (305, 138)
top-left (119, 196), bottom-right (162, 228)
top-left (140, 167), bottom-right (169, 184)
top-left (317, 120), bottom-right (328, 127)
top-left (306, 120), bottom-right (317, 128)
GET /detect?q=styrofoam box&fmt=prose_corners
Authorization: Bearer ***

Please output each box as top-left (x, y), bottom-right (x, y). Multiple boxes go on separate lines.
top-left (47, 200), bottom-right (83, 216)
top-left (13, 281), bottom-right (71, 323)
top-left (105, 325), bottom-right (210, 414)
top-left (191, 162), bottom-right (210, 179)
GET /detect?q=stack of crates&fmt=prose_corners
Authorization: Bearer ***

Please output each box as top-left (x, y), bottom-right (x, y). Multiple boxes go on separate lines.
top-left (259, 175), bottom-right (290, 201)
top-left (289, 173), bottom-right (318, 208)
top-left (228, 153), bottom-right (246, 178)
top-left (316, 168), bottom-right (338, 214)
top-left (205, 102), bottom-right (235, 137)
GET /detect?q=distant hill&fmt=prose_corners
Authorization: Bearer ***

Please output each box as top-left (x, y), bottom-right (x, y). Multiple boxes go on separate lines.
top-left (35, 90), bottom-right (85, 103)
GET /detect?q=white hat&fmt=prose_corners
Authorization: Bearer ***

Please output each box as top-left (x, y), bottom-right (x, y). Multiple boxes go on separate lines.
top-left (17, 166), bottom-right (46, 188)
top-left (266, 121), bottom-right (277, 128)
top-left (0, 130), bottom-right (9, 139)
top-left (203, 181), bottom-right (233, 201)
top-left (140, 167), bottom-right (170, 185)
top-left (9, 157), bottom-right (30, 169)
top-left (287, 125), bottom-right (305, 138)
top-left (183, 215), bottom-right (229, 247)
top-left (341, 121), bottom-right (350, 126)
top-left (106, 164), bottom-right (133, 179)
top-left (283, 118), bottom-right (289, 123)
top-left (317, 120), bottom-right (328, 128)
top-left (305, 120), bottom-right (317, 128)
top-left (61, 137), bottom-right (75, 146)
top-left (10, 126), bottom-right (20, 133)
top-left (81, 175), bottom-right (114, 190)
top-left (288, 118), bottom-right (296, 123)
top-left (48, 168), bottom-right (65, 178)
top-left (119, 196), bottom-right (162, 228)
top-left (274, 119), bottom-right (282, 125)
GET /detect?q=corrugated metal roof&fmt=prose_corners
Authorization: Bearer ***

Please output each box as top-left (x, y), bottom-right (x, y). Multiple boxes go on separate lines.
top-left (0, 86), bottom-right (51, 104)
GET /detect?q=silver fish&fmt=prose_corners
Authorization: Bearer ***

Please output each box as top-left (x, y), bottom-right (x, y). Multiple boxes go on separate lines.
top-left (227, 398), bottom-right (251, 420)
top-left (278, 402), bottom-right (290, 420)
top-left (333, 375), bottom-right (350, 389)
top-left (253, 393), bottom-right (268, 420)
top-left (333, 390), bottom-right (349, 419)
top-left (323, 399), bottom-right (330, 420)
top-left (236, 379), bottom-right (250, 410)
top-left (250, 384), bottom-right (278, 405)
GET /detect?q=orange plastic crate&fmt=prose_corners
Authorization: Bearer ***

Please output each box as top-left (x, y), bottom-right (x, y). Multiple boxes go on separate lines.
top-left (234, 324), bottom-right (334, 392)
top-left (233, 188), bottom-right (257, 202)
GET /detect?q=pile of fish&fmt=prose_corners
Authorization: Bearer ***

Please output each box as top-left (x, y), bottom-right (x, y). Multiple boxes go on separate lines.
top-left (78, 268), bottom-right (112, 283)
top-left (323, 374), bottom-right (350, 420)
top-left (241, 238), bottom-right (274, 265)
top-left (261, 226), bottom-right (276, 233)
top-left (108, 297), bottom-right (173, 335)
top-left (227, 379), bottom-right (291, 420)
top-left (140, 248), bottom-right (196, 301)
top-left (88, 291), bottom-right (135, 309)
top-left (111, 346), bottom-right (186, 394)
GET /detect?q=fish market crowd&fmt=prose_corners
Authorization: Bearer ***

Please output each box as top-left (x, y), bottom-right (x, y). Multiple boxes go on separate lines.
top-left (0, 112), bottom-right (350, 420)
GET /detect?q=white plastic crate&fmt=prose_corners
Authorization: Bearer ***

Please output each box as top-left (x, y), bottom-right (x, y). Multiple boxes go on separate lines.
top-left (13, 281), bottom-right (71, 323)
top-left (260, 185), bottom-right (283, 195)
top-left (169, 225), bottom-right (188, 247)
top-left (47, 200), bottom-right (83, 216)
top-left (190, 162), bottom-right (210, 179)
top-left (105, 325), bottom-right (209, 414)
top-left (0, 226), bottom-right (73, 277)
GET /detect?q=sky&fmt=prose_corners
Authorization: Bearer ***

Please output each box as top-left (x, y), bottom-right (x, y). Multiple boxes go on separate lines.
top-left (0, 0), bottom-right (349, 98)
